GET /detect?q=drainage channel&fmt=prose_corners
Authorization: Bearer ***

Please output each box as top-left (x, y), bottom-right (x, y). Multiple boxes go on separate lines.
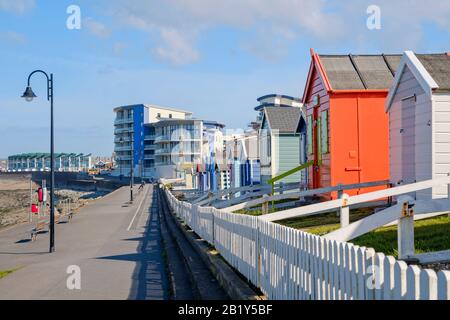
top-left (156, 186), bottom-right (229, 300)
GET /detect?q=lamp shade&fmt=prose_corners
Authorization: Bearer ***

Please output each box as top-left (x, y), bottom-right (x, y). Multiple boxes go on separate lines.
top-left (21, 86), bottom-right (37, 102)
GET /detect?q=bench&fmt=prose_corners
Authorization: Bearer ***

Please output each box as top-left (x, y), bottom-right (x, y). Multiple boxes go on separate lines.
top-left (30, 213), bottom-right (74, 241)
top-left (31, 219), bottom-right (48, 241)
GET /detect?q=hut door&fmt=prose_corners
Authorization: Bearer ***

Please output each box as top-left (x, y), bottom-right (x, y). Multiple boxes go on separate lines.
top-left (401, 97), bottom-right (416, 185)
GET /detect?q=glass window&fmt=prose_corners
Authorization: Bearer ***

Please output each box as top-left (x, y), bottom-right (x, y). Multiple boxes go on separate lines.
top-left (307, 115), bottom-right (313, 155)
top-left (321, 110), bottom-right (329, 154)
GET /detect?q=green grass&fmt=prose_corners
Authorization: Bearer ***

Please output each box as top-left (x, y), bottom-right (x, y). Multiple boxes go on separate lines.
top-left (278, 207), bottom-right (375, 232)
top-left (236, 200), bottom-right (450, 258)
top-left (0, 267), bottom-right (20, 280)
top-left (235, 198), bottom-right (304, 216)
top-left (293, 215), bottom-right (450, 258)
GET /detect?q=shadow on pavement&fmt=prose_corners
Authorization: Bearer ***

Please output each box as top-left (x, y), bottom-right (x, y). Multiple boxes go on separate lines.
top-left (97, 188), bottom-right (170, 300)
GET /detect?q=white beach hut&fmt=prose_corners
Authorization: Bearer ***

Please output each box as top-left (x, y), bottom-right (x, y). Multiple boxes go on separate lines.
top-left (386, 51), bottom-right (450, 199)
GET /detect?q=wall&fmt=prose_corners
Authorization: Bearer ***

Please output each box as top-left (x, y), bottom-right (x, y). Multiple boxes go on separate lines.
top-left (432, 92), bottom-right (450, 198)
top-left (389, 66), bottom-right (432, 199)
top-left (275, 134), bottom-right (301, 183)
top-left (147, 106), bottom-right (189, 123)
top-left (304, 64), bottom-right (331, 190)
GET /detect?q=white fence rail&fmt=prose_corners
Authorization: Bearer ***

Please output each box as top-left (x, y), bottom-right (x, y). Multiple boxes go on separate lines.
top-left (164, 187), bottom-right (450, 300)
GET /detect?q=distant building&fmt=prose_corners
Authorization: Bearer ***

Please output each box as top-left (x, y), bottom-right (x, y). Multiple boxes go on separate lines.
top-left (225, 130), bottom-right (260, 188)
top-left (113, 104), bottom-right (225, 184)
top-left (254, 94), bottom-right (303, 128)
top-left (0, 160), bottom-right (7, 172)
top-left (7, 153), bottom-right (92, 172)
top-left (113, 104), bottom-right (193, 179)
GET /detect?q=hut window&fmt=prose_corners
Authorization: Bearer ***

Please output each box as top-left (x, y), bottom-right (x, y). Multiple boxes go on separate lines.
top-left (307, 115), bottom-right (313, 155)
top-left (320, 110), bottom-right (329, 154)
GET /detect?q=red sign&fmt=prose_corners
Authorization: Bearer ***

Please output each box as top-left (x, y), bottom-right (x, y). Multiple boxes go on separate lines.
top-left (31, 204), bottom-right (39, 214)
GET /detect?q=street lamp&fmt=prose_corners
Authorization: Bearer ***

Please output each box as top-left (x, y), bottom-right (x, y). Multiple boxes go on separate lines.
top-left (21, 70), bottom-right (55, 253)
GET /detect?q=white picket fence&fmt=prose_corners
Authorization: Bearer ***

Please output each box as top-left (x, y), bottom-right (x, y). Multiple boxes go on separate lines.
top-left (164, 188), bottom-right (450, 300)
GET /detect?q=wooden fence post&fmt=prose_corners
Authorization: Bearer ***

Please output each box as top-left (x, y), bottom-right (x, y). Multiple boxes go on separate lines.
top-left (261, 194), bottom-right (269, 215)
top-left (339, 193), bottom-right (350, 228)
top-left (397, 196), bottom-right (415, 260)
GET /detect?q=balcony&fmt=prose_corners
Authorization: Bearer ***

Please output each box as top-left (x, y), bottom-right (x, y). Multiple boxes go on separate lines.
top-left (116, 156), bottom-right (132, 161)
top-left (114, 146), bottom-right (132, 152)
top-left (154, 135), bottom-right (171, 143)
top-left (144, 145), bottom-right (156, 151)
top-left (144, 154), bottom-right (155, 160)
top-left (114, 118), bottom-right (133, 126)
top-left (144, 135), bottom-right (156, 141)
top-left (155, 148), bottom-right (172, 155)
top-left (114, 128), bottom-right (134, 135)
top-left (115, 136), bottom-right (132, 143)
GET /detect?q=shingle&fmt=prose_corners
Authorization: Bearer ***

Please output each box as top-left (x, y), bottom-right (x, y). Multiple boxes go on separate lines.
top-left (320, 55), bottom-right (365, 90)
top-left (319, 54), bottom-right (402, 90)
top-left (353, 55), bottom-right (398, 89)
top-left (264, 107), bottom-right (302, 134)
top-left (416, 54), bottom-right (450, 91)
top-left (384, 55), bottom-right (402, 75)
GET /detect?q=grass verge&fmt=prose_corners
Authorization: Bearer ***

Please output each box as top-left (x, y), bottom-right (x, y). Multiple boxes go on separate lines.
top-left (0, 267), bottom-right (20, 280)
top-left (291, 215), bottom-right (450, 258)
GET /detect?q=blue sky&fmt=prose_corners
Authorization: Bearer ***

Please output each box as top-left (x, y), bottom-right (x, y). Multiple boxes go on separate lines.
top-left (0, 0), bottom-right (449, 157)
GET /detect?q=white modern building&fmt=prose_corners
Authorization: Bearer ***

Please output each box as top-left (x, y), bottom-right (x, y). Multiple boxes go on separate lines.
top-left (113, 104), bottom-right (193, 179)
top-left (113, 104), bottom-right (225, 182)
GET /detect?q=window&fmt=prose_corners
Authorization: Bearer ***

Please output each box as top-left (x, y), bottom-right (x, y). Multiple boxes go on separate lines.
top-left (169, 114), bottom-right (173, 119)
top-left (157, 113), bottom-right (161, 118)
top-left (320, 110), bottom-right (329, 154)
top-left (307, 115), bottom-right (313, 155)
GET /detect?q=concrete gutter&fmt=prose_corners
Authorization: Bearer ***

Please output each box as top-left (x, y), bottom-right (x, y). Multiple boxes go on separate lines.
top-left (164, 194), bottom-right (265, 300)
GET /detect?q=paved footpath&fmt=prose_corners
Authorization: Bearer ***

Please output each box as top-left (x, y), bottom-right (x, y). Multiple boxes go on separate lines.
top-left (0, 184), bottom-right (170, 300)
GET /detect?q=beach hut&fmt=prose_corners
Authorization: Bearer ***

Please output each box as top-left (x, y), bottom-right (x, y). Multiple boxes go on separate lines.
top-left (386, 52), bottom-right (450, 199)
top-left (302, 49), bottom-right (401, 198)
top-left (259, 107), bottom-right (303, 184)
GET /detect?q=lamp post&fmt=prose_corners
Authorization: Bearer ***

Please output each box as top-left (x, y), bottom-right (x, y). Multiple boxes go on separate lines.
top-left (21, 70), bottom-right (55, 253)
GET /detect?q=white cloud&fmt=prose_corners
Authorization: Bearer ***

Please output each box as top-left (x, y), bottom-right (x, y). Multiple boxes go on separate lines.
top-left (84, 18), bottom-right (111, 38)
top-left (0, 0), bottom-right (34, 14)
top-left (98, 0), bottom-right (450, 64)
top-left (155, 29), bottom-right (200, 65)
top-left (103, 0), bottom-right (344, 65)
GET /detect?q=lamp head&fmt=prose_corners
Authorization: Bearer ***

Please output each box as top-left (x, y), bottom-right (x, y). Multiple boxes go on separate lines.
top-left (21, 86), bottom-right (37, 102)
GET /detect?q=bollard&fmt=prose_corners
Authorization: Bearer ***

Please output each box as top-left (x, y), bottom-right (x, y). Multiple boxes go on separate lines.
top-left (261, 194), bottom-right (269, 215)
top-left (397, 196), bottom-right (415, 260)
top-left (339, 193), bottom-right (350, 228)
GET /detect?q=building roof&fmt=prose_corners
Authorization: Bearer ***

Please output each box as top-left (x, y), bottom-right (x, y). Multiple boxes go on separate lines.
top-left (416, 54), bottom-right (450, 91)
top-left (113, 103), bottom-right (193, 115)
top-left (263, 107), bottom-right (302, 134)
top-left (144, 104), bottom-right (193, 115)
top-left (257, 94), bottom-right (300, 102)
top-left (318, 54), bottom-right (402, 90)
top-left (386, 52), bottom-right (450, 111)
top-left (151, 118), bottom-right (202, 127)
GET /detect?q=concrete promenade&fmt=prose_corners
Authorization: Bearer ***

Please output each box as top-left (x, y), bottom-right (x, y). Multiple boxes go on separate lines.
top-left (0, 185), bottom-right (170, 300)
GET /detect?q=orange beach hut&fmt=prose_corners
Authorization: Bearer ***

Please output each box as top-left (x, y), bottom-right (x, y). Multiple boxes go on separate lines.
top-left (302, 49), bottom-right (402, 198)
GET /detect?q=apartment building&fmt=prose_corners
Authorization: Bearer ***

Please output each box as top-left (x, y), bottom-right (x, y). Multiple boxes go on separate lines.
top-left (113, 104), bottom-right (193, 179)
